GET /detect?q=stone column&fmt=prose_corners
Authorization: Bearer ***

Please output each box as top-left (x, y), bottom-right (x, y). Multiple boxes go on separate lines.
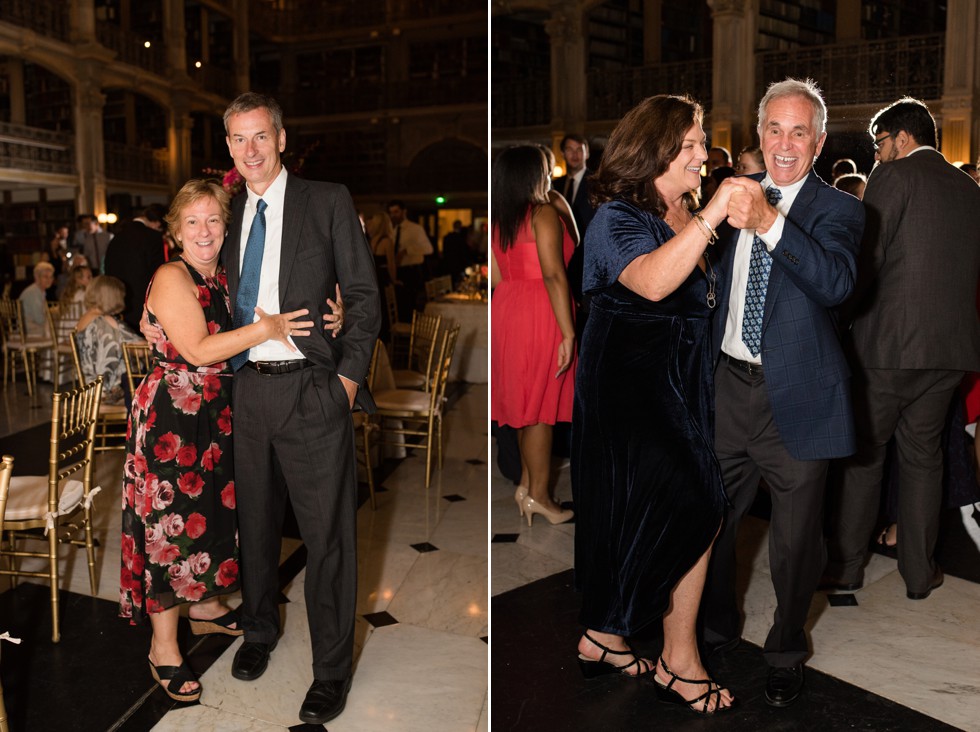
top-left (941, 0), bottom-right (979, 165)
top-left (545, 4), bottom-right (587, 137)
top-left (70, 0), bottom-right (97, 45)
top-left (168, 99), bottom-right (194, 192)
top-left (74, 72), bottom-right (106, 218)
top-left (233, 0), bottom-right (251, 95)
top-left (4, 60), bottom-right (26, 126)
top-left (707, 0), bottom-right (757, 153)
top-left (163, 0), bottom-right (187, 76)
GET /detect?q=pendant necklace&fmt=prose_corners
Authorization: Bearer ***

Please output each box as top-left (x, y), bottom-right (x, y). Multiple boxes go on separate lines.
top-left (703, 249), bottom-right (717, 309)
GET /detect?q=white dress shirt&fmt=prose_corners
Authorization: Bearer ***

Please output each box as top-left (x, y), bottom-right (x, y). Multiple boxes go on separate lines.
top-left (238, 165), bottom-right (299, 362)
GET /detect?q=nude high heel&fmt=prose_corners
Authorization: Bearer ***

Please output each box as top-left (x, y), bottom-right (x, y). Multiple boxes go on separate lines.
top-left (514, 486), bottom-right (528, 516)
top-left (521, 495), bottom-right (574, 526)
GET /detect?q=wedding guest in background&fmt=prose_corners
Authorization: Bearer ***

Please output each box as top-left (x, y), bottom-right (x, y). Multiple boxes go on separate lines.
top-left (834, 172), bottom-right (867, 200)
top-left (572, 95), bottom-right (738, 715)
top-left (74, 275), bottom-right (142, 405)
top-left (736, 145), bottom-right (766, 175)
top-left (826, 97), bottom-right (980, 601)
top-left (19, 261), bottom-right (55, 337)
top-left (491, 145), bottom-right (576, 527)
top-left (60, 263), bottom-right (93, 309)
top-left (832, 157), bottom-right (857, 180)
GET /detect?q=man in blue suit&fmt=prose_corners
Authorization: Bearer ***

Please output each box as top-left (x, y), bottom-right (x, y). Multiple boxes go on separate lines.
top-left (700, 79), bottom-right (865, 708)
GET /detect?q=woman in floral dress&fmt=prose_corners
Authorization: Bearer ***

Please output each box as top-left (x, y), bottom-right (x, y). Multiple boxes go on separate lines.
top-left (120, 179), bottom-right (314, 702)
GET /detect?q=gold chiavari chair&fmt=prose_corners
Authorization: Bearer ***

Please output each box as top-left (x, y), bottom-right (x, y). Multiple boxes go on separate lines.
top-left (352, 339), bottom-right (383, 510)
top-left (68, 331), bottom-right (128, 451)
top-left (45, 302), bottom-right (84, 391)
top-left (373, 324), bottom-right (460, 489)
top-left (0, 379), bottom-right (103, 642)
top-left (385, 283), bottom-right (412, 367)
top-left (424, 274), bottom-right (453, 301)
top-left (0, 453), bottom-right (15, 732)
top-left (0, 298), bottom-right (52, 398)
top-left (122, 341), bottom-right (154, 397)
top-left (392, 311), bottom-right (442, 391)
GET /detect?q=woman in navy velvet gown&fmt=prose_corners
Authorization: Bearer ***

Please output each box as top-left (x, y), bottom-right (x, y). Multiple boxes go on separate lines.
top-left (572, 95), bottom-right (743, 714)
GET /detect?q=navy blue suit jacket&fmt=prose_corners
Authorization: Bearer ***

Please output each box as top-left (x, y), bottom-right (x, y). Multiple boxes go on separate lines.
top-left (713, 170), bottom-right (864, 461)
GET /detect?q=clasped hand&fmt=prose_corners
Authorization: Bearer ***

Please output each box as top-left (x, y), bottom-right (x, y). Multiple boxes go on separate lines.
top-left (701, 179), bottom-right (777, 234)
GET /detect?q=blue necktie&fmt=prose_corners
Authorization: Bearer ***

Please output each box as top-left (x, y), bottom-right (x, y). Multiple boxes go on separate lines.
top-left (230, 198), bottom-right (267, 371)
top-left (741, 186), bottom-right (782, 357)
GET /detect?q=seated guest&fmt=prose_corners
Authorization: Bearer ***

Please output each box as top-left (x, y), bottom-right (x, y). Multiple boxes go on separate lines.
top-left (832, 157), bottom-right (857, 180)
top-left (60, 263), bottom-right (93, 308)
top-left (19, 261), bottom-right (55, 337)
top-left (75, 275), bottom-right (143, 405)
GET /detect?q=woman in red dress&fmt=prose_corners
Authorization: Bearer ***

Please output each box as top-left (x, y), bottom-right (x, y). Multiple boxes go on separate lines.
top-left (491, 145), bottom-right (576, 525)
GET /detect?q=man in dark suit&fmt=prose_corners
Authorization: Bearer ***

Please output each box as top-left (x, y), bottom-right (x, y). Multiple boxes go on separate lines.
top-left (103, 203), bottom-right (167, 331)
top-left (701, 79), bottom-right (864, 707)
top-left (825, 98), bottom-right (980, 599)
top-left (222, 92), bottom-right (380, 725)
top-left (551, 133), bottom-right (594, 236)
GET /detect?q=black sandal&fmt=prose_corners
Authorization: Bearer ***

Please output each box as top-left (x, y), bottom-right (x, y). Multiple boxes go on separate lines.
top-left (188, 608), bottom-right (243, 637)
top-left (148, 659), bottom-right (202, 702)
top-left (654, 655), bottom-right (733, 715)
top-left (577, 631), bottom-right (654, 679)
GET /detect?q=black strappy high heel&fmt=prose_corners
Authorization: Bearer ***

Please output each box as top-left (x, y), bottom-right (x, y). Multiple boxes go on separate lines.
top-left (653, 655), bottom-right (733, 714)
top-left (577, 631), bottom-right (654, 679)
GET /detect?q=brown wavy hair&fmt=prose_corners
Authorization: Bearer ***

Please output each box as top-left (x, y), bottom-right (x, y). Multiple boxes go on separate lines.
top-left (590, 95), bottom-right (703, 217)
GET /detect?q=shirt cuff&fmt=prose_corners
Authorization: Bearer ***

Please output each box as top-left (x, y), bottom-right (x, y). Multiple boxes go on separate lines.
top-left (757, 212), bottom-right (785, 251)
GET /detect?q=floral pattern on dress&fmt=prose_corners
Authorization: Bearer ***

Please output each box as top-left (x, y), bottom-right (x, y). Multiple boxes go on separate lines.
top-left (119, 260), bottom-right (239, 623)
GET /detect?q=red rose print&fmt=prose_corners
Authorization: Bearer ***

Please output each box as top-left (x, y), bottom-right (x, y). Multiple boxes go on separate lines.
top-left (215, 558), bottom-right (238, 587)
top-left (188, 551), bottom-right (211, 575)
top-left (197, 286), bottom-right (211, 307)
top-left (175, 580), bottom-right (207, 602)
top-left (220, 481), bottom-right (236, 509)
top-left (176, 444), bottom-right (197, 467)
top-left (202, 375), bottom-right (221, 402)
top-left (160, 513), bottom-right (185, 537)
top-left (177, 472), bottom-right (204, 498)
top-left (172, 384), bottom-right (202, 414)
top-left (154, 432), bottom-right (180, 462)
top-left (185, 512), bottom-right (207, 539)
top-left (201, 443), bottom-right (222, 471)
top-left (217, 406), bottom-right (232, 435)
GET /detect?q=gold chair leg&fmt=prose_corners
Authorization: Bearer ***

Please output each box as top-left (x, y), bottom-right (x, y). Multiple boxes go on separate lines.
top-left (48, 528), bottom-right (60, 643)
top-left (84, 509), bottom-right (97, 596)
top-left (21, 351), bottom-right (32, 397)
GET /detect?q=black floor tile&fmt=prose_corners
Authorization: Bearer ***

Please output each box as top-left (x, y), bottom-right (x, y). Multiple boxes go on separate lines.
top-left (491, 533), bottom-right (520, 543)
top-left (410, 542), bottom-right (439, 553)
top-left (362, 611), bottom-right (398, 628)
top-left (492, 569), bottom-right (960, 732)
top-left (443, 494), bottom-right (466, 502)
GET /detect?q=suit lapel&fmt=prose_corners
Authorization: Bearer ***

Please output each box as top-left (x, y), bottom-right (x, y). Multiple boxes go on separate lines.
top-left (225, 193), bottom-right (246, 304)
top-left (278, 175), bottom-right (308, 301)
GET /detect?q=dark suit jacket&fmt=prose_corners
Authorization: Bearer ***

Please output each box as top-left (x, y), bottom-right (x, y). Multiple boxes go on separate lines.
top-left (846, 149), bottom-right (980, 372)
top-left (713, 170), bottom-right (864, 461)
top-left (552, 173), bottom-right (595, 235)
top-left (103, 219), bottom-right (166, 331)
top-left (225, 174), bottom-right (381, 412)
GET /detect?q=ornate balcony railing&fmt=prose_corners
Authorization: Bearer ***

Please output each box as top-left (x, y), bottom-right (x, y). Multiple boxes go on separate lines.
top-left (588, 58), bottom-right (713, 122)
top-left (104, 141), bottom-right (169, 185)
top-left (756, 33), bottom-right (945, 106)
top-left (0, 121), bottom-right (74, 174)
top-left (0, 0), bottom-right (69, 42)
top-left (96, 23), bottom-right (167, 76)
top-left (491, 76), bottom-right (550, 129)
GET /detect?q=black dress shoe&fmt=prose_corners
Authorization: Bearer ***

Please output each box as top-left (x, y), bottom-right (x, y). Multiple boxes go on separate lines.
top-left (907, 567), bottom-right (944, 600)
top-left (299, 676), bottom-right (353, 725)
top-left (231, 639), bottom-right (278, 681)
top-left (765, 664), bottom-right (804, 707)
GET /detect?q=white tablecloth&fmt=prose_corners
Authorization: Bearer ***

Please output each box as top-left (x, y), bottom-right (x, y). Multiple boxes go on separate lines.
top-left (424, 298), bottom-right (488, 383)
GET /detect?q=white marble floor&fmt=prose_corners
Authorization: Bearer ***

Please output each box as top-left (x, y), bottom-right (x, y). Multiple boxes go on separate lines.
top-left (1, 379), bottom-right (488, 731)
top-left (490, 444), bottom-right (980, 732)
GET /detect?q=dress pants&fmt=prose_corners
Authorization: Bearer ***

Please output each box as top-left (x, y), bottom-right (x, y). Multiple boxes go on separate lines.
top-left (702, 359), bottom-right (828, 668)
top-left (829, 368), bottom-right (963, 593)
top-left (232, 364), bottom-right (357, 681)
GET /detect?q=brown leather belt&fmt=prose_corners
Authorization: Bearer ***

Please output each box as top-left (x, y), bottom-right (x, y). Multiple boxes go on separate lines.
top-left (725, 353), bottom-right (763, 377)
top-left (244, 358), bottom-right (312, 375)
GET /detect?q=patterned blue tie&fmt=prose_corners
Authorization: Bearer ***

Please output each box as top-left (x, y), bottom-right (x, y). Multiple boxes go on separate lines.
top-left (741, 186), bottom-right (782, 357)
top-left (230, 198), bottom-right (267, 371)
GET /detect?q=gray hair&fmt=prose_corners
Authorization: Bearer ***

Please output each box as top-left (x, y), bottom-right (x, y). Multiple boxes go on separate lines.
top-left (223, 92), bottom-right (284, 135)
top-left (757, 78), bottom-right (827, 136)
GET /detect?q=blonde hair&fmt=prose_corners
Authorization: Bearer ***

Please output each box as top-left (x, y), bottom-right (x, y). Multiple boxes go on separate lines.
top-left (84, 275), bottom-right (126, 315)
top-left (164, 179), bottom-right (231, 235)
top-left (365, 207), bottom-right (395, 241)
top-left (60, 264), bottom-right (91, 304)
